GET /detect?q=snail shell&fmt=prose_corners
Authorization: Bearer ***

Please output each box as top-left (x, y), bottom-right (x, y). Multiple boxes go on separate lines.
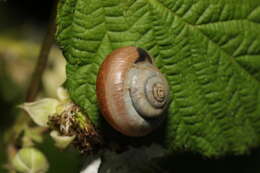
top-left (96, 46), bottom-right (169, 137)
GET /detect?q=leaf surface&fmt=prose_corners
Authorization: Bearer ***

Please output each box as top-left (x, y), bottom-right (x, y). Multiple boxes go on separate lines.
top-left (56, 0), bottom-right (260, 156)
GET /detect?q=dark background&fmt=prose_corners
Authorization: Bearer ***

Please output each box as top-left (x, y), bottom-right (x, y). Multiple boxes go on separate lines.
top-left (1, 0), bottom-right (52, 28)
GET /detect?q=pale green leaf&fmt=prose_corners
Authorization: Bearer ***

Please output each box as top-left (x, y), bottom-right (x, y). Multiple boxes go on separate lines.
top-left (19, 99), bottom-right (59, 127)
top-left (50, 130), bottom-right (75, 149)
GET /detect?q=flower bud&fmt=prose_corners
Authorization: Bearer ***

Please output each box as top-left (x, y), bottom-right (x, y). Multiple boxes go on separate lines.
top-left (12, 147), bottom-right (49, 173)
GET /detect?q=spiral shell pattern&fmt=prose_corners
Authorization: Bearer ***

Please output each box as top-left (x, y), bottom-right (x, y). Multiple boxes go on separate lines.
top-left (96, 47), bottom-right (169, 136)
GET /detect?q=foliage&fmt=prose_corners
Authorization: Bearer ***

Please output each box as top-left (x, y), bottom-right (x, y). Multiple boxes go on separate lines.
top-left (56, 0), bottom-right (260, 157)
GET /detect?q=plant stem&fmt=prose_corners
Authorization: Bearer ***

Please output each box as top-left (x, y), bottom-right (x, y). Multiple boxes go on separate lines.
top-left (26, 0), bottom-right (59, 102)
top-left (5, 0), bottom-right (59, 170)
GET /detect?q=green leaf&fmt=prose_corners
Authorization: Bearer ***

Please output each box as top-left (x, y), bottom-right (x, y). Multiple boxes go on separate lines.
top-left (56, 0), bottom-right (260, 157)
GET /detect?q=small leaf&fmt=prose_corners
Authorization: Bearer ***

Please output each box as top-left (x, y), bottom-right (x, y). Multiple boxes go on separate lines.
top-left (57, 87), bottom-right (69, 101)
top-left (50, 130), bottom-right (75, 149)
top-left (12, 147), bottom-right (49, 173)
top-left (19, 98), bottom-right (59, 127)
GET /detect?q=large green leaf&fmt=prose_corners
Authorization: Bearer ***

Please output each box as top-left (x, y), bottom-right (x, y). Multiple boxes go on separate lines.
top-left (56, 0), bottom-right (260, 157)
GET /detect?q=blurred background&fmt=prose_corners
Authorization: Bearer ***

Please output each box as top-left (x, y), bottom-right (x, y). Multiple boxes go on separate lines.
top-left (1, 0), bottom-right (260, 173)
top-left (0, 0), bottom-right (82, 172)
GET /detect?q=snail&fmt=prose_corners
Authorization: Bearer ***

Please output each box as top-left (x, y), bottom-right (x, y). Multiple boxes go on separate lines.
top-left (96, 46), bottom-right (169, 137)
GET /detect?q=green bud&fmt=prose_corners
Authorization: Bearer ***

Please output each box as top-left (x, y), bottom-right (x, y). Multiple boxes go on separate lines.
top-left (50, 130), bottom-right (75, 149)
top-left (12, 147), bottom-right (49, 173)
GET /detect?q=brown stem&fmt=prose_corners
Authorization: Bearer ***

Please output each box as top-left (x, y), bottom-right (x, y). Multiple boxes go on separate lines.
top-left (5, 0), bottom-right (59, 170)
top-left (26, 0), bottom-right (58, 102)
